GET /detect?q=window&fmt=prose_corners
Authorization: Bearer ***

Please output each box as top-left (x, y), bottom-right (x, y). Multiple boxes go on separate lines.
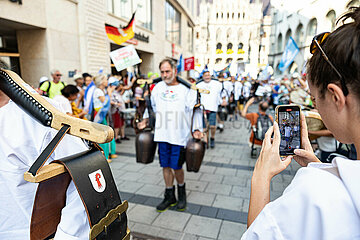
top-left (295, 24), bottom-right (304, 45)
top-left (326, 10), bottom-right (336, 31)
top-left (216, 43), bottom-right (222, 49)
top-left (226, 58), bottom-right (232, 64)
top-left (347, 0), bottom-right (359, 8)
top-left (187, 23), bottom-right (193, 52)
top-left (216, 28), bottom-right (222, 41)
top-left (277, 33), bottom-right (283, 52)
top-left (111, 0), bottom-right (152, 30)
top-left (216, 13), bottom-right (218, 18)
top-left (165, 1), bottom-right (181, 44)
top-left (226, 28), bottom-right (232, 41)
top-left (285, 29), bottom-right (292, 47)
top-left (307, 18), bottom-right (317, 37)
top-left (196, 32), bottom-right (199, 39)
top-left (227, 13), bottom-right (229, 18)
top-left (238, 13), bottom-right (240, 19)
top-left (238, 42), bottom-right (243, 49)
top-left (215, 58), bottom-right (222, 64)
top-left (232, 13), bottom-right (234, 19)
top-left (227, 43), bottom-right (233, 50)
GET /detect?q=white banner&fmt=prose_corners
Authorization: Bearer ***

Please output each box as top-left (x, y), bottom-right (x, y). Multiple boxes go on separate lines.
top-left (110, 45), bottom-right (141, 72)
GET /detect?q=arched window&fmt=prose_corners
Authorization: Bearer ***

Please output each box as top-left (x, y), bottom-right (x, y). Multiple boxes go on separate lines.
top-left (232, 13), bottom-right (234, 18)
top-left (277, 33), bottom-right (283, 52)
top-left (216, 13), bottom-right (219, 19)
top-left (238, 42), bottom-right (244, 49)
top-left (307, 18), bottom-right (317, 37)
top-left (238, 29), bottom-right (242, 41)
top-left (238, 13), bottom-right (241, 19)
top-left (216, 28), bottom-right (222, 41)
top-left (326, 10), bottom-right (336, 31)
top-left (216, 43), bottom-right (222, 50)
top-left (227, 28), bottom-right (232, 41)
top-left (227, 43), bottom-right (233, 50)
top-left (227, 12), bottom-right (229, 18)
top-left (221, 12), bottom-right (223, 18)
top-left (215, 58), bottom-right (222, 64)
top-left (285, 29), bottom-right (292, 47)
top-left (226, 58), bottom-right (233, 64)
top-left (295, 24), bottom-right (304, 45)
top-left (347, 0), bottom-right (359, 8)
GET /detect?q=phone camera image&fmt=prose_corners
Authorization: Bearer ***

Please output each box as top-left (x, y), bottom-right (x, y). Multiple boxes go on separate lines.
top-left (278, 107), bottom-right (300, 155)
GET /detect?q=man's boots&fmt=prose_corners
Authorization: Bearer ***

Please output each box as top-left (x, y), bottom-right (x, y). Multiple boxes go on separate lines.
top-left (156, 186), bottom-right (177, 212)
top-left (177, 183), bottom-right (187, 211)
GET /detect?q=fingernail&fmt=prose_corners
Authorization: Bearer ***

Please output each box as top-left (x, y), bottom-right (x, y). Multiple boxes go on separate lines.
top-left (294, 149), bottom-right (300, 154)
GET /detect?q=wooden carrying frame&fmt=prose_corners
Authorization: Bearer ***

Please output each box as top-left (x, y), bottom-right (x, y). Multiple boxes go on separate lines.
top-left (0, 69), bottom-right (130, 239)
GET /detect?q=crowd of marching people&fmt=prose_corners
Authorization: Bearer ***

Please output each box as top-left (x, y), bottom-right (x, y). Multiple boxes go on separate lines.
top-left (35, 64), bottom-right (350, 163)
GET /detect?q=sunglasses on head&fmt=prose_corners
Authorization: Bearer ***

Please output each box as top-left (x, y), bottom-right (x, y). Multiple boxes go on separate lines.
top-left (310, 32), bottom-right (349, 96)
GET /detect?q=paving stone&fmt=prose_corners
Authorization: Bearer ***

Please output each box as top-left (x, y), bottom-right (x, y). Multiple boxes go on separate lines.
top-left (205, 183), bottom-right (232, 196)
top-left (137, 174), bottom-right (163, 185)
top-left (131, 223), bottom-right (161, 238)
top-left (222, 175), bottom-right (247, 186)
top-left (138, 166), bottom-right (162, 175)
top-left (157, 228), bottom-right (184, 240)
top-left (231, 186), bottom-right (251, 199)
top-left (187, 191), bottom-right (215, 206)
top-left (186, 203), bottom-right (201, 215)
top-left (214, 167), bottom-right (237, 176)
top-left (185, 171), bottom-right (202, 180)
top-left (144, 196), bottom-right (161, 208)
top-left (131, 194), bottom-right (150, 204)
top-left (199, 165), bottom-right (217, 174)
top-left (218, 220), bottom-right (247, 240)
top-left (216, 209), bottom-right (247, 224)
top-left (136, 184), bottom-right (164, 197)
top-left (119, 191), bottom-right (134, 202)
top-left (210, 156), bottom-right (231, 164)
top-left (198, 206), bottom-right (218, 218)
top-left (242, 199), bottom-right (250, 212)
top-left (128, 204), bottom-right (160, 225)
top-left (199, 173), bottom-right (224, 183)
top-left (184, 215), bottom-right (222, 239)
top-left (186, 180), bottom-right (209, 192)
top-left (153, 210), bottom-right (191, 232)
top-left (236, 169), bottom-right (253, 178)
top-left (117, 172), bottom-right (144, 181)
top-left (212, 195), bottom-right (243, 211)
top-left (121, 163), bottom-right (146, 172)
top-left (118, 181), bottom-right (144, 193)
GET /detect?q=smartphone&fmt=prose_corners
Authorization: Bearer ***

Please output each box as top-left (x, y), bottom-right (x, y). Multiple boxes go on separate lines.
top-left (275, 105), bottom-right (301, 156)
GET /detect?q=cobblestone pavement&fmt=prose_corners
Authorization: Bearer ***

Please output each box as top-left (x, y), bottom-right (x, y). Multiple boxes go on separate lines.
top-left (111, 107), bottom-right (301, 240)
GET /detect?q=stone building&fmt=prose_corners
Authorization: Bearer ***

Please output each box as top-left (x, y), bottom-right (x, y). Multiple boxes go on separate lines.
top-left (0, 0), bottom-right (196, 86)
top-left (269, 0), bottom-right (359, 76)
top-left (194, 0), bottom-right (270, 78)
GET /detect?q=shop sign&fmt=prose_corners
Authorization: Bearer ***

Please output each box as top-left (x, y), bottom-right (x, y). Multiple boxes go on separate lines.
top-left (184, 57), bottom-right (194, 71)
top-left (134, 33), bottom-right (149, 43)
top-left (109, 45), bottom-right (141, 72)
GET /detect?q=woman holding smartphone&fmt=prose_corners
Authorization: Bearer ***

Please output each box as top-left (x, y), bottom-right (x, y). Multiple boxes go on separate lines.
top-left (242, 7), bottom-right (360, 239)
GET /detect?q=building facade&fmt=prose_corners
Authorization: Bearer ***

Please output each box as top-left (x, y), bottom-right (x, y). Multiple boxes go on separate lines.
top-left (0, 0), bottom-right (196, 86)
top-left (194, 0), bottom-right (269, 78)
top-left (268, 0), bottom-right (359, 77)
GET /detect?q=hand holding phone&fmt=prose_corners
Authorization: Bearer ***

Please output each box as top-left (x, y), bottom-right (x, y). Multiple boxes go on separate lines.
top-left (275, 105), bottom-right (301, 156)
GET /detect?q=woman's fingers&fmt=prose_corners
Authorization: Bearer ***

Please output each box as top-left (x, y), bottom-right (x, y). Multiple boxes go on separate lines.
top-left (272, 121), bottom-right (281, 147)
top-left (264, 126), bottom-right (274, 147)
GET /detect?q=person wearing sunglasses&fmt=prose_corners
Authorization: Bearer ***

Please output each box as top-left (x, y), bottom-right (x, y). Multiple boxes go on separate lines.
top-left (241, 7), bottom-right (360, 239)
top-left (39, 69), bottom-right (66, 99)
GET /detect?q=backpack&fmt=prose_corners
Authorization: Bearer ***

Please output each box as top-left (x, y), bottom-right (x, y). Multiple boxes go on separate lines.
top-left (253, 113), bottom-right (273, 141)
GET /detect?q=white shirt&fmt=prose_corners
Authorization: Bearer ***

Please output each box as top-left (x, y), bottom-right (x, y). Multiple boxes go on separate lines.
top-left (284, 126), bottom-right (291, 137)
top-left (93, 88), bottom-right (105, 110)
top-left (318, 136), bottom-right (338, 152)
top-left (234, 81), bottom-right (243, 100)
top-left (0, 101), bottom-right (90, 239)
top-left (53, 94), bottom-right (73, 114)
top-left (197, 80), bottom-right (222, 112)
top-left (242, 157), bottom-right (360, 240)
top-left (243, 81), bottom-right (252, 98)
top-left (151, 81), bottom-right (201, 146)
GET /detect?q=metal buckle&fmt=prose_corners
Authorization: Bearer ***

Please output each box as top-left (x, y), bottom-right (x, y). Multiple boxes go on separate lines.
top-left (89, 200), bottom-right (129, 240)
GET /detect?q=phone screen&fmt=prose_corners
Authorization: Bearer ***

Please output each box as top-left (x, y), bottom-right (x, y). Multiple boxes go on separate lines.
top-left (277, 105), bottom-right (301, 155)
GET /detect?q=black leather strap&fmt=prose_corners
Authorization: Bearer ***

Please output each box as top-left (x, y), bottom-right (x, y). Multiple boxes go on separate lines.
top-left (28, 124), bottom-right (71, 176)
top-left (55, 147), bottom-right (127, 239)
top-left (0, 70), bottom-right (53, 127)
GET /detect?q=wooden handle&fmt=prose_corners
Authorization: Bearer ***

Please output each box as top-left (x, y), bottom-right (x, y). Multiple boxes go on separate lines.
top-left (24, 163), bottom-right (66, 183)
top-left (137, 79), bottom-right (153, 84)
top-left (3, 70), bottom-right (114, 143)
top-left (190, 85), bottom-right (210, 94)
top-left (218, 77), bottom-right (232, 82)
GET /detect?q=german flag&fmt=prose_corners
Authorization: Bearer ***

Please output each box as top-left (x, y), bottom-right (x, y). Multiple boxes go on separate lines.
top-left (105, 12), bottom-right (135, 45)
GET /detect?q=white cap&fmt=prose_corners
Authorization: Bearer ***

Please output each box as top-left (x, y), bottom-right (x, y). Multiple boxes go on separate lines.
top-left (73, 73), bottom-right (83, 81)
top-left (39, 76), bottom-right (49, 83)
top-left (108, 76), bottom-right (119, 86)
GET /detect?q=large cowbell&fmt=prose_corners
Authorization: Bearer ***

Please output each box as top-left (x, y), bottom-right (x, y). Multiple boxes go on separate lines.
top-left (136, 130), bottom-right (157, 164)
top-left (185, 104), bottom-right (206, 172)
top-left (186, 138), bottom-right (205, 172)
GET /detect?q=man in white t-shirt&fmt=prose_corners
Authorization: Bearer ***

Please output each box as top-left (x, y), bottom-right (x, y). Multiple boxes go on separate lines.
top-left (141, 59), bottom-right (202, 213)
top-left (0, 89), bottom-right (90, 239)
top-left (197, 71), bottom-right (222, 148)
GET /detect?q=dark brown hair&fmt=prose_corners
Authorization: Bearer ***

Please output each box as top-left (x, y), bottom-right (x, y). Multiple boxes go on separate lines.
top-left (307, 7), bottom-right (360, 99)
